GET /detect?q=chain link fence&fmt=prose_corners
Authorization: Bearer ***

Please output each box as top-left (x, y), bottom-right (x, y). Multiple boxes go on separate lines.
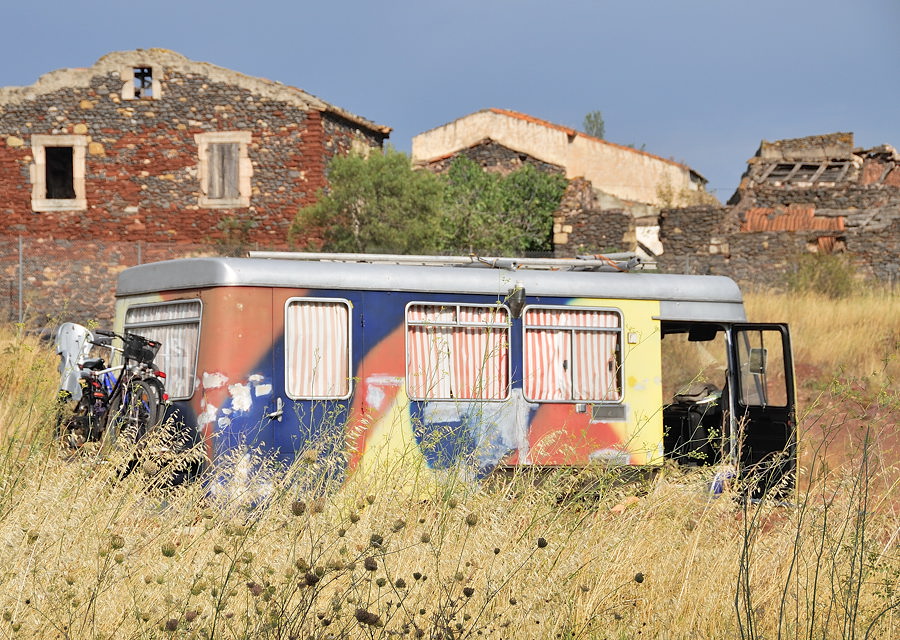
top-left (1, 236), bottom-right (158, 330)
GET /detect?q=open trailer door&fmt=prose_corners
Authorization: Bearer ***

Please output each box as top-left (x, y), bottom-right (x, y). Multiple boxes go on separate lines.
top-left (730, 323), bottom-right (797, 497)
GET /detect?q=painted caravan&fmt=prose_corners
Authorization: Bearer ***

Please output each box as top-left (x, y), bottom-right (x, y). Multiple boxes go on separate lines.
top-left (113, 253), bottom-right (797, 493)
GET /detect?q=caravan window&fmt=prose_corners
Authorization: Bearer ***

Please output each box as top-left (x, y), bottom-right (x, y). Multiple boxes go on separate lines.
top-left (124, 300), bottom-right (201, 399)
top-left (406, 303), bottom-right (510, 401)
top-left (523, 306), bottom-right (622, 402)
top-left (285, 299), bottom-right (352, 400)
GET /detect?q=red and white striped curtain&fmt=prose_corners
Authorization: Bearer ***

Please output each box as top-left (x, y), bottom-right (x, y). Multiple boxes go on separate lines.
top-left (454, 307), bottom-right (509, 399)
top-left (524, 308), bottom-right (620, 402)
top-left (407, 305), bottom-right (454, 399)
top-left (286, 301), bottom-right (349, 398)
top-left (407, 305), bottom-right (509, 400)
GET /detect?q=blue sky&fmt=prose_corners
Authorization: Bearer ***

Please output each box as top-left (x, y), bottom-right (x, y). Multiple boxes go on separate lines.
top-left (3, 0), bottom-right (898, 201)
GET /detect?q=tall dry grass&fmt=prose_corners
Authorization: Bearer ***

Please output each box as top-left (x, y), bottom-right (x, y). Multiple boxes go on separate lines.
top-left (0, 305), bottom-right (896, 638)
top-left (744, 288), bottom-right (900, 388)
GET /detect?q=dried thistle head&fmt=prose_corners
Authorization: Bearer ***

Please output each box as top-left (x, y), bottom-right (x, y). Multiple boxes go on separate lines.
top-left (290, 500), bottom-right (307, 516)
top-left (354, 608), bottom-right (382, 627)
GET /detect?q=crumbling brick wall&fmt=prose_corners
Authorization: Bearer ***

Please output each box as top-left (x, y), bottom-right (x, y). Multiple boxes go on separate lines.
top-left (659, 135), bottom-right (900, 287)
top-left (0, 51), bottom-right (387, 324)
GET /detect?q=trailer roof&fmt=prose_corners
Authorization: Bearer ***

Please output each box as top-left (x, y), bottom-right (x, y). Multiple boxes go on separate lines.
top-left (116, 256), bottom-right (747, 323)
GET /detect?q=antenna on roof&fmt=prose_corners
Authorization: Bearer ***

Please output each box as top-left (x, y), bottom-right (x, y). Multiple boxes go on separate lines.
top-left (246, 251), bottom-right (647, 272)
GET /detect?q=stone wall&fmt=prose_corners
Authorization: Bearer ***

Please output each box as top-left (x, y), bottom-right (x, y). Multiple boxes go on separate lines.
top-left (412, 108), bottom-right (709, 207)
top-left (0, 237), bottom-right (206, 324)
top-left (657, 202), bottom-right (900, 287)
top-left (421, 138), bottom-right (564, 176)
top-left (551, 179), bottom-right (636, 257)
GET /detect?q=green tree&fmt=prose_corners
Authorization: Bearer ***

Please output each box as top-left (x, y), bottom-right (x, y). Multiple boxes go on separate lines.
top-left (582, 110), bottom-right (605, 139)
top-left (439, 157), bottom-right (567, 255)
top-left (292, 151), bottom-right (567, 256)
top-left (291, 148), bottom-right (444, 254)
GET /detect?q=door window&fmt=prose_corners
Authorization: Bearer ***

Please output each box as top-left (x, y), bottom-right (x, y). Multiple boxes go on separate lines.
top-left (735, 329), bottom-right (788, 407)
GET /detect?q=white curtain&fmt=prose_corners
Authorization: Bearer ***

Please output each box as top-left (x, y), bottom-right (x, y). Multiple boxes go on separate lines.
top-left (125, 301), bottom-right (201, 399)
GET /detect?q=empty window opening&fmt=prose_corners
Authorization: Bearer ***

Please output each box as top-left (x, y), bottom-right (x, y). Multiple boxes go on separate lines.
top-left (45, 147), bottom-right (75, 199)
top-left (817, 162), bottom-right (848, 182)
top-left (790, 164), bottom-right (820, 182)
top-left (133, 67), bottom-right (153, 99)
top-left (765, 164), bottom-right (795, 182)
top-left (208, 143), bottom-right (240, 200)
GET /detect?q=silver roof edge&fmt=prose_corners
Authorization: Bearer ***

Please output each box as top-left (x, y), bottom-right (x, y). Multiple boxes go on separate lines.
top-left (117, 257), bottom-right (746, 321)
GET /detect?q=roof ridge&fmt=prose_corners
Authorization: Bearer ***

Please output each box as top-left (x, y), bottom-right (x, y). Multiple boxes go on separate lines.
top-left (487, 108), bottom-right (693, 173)
top-left (0, 49), bottom-right (391, 135)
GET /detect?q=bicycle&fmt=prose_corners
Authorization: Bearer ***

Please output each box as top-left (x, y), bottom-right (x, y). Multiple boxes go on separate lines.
top-left (55, 323), bottom-right (168, 451)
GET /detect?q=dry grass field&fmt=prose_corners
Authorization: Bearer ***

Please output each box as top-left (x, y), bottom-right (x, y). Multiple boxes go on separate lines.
top-left (0, 286), bottom-right (896, 639)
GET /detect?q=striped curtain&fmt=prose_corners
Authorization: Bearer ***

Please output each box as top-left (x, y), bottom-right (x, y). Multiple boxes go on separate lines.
top-left (124, 301), bottom-right (201, 399)
top-left (407, 305), bottom-right (454, 399)
top-left (286, 301), bottom-right (350, 398)
top-left (407, 304), bottom-right (509, 400)
top-left (454, 307), bottom-right (509, 399)
top-left (524, 308), bottom-right (620, 402)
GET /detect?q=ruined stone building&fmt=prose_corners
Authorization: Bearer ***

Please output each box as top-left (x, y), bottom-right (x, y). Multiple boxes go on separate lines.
top-left (658, 133), bottom-right (900, 286)
top-left (411, 108), bottom-right (716, 258)
top-left (0, 49), bottom-right (390, 323)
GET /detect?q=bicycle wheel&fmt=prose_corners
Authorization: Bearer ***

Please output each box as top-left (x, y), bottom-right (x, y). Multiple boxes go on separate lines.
top-left (105, 379), bottom-right (164, 448)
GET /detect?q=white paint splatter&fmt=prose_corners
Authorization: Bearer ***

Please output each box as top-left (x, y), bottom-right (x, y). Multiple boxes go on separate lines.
top-left (364, 375), bottom-right (403, 410)
top-left (198, 402), bottom-right (218, 427)
top-left (229, 383), bottom-right (252, 412)
top-left (249, 374), bottom-right (264, 383)
top-left (255, 384), bottom-right (272, 396)
top-left (202, 372), bottom-right (228, 389)
top-left (366, 385), bottom-right (385, 410)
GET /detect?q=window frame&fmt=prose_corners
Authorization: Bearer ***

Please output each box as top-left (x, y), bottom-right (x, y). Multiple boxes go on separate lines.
top-left (521, 304), bottom-right (624, 404)
top-left (123, 299), bottom-right (203, 401)
top-left (30, 134), bottom-right (88, 212)
top-left (405, 301), bottom-right (512, 402)
top-left (194, 131), bottom-right (253, 209)
top-left (284, 297), bottom-right (353, 401)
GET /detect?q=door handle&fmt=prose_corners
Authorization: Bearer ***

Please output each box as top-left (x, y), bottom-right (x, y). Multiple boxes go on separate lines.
top-left (265, 397), bottom-right (284, 422)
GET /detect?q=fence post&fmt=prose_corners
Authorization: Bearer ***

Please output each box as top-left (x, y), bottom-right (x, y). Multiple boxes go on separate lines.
top-left (17, 235), bottom-right (23, 324)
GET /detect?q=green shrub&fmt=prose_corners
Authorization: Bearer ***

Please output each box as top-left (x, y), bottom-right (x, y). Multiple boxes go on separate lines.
top-left (786, 253), bottom-right (857, 298)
